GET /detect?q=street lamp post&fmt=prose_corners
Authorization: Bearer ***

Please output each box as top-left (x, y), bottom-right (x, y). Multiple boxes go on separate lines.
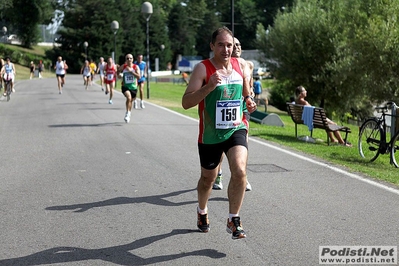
top-left (110, 21), bottom-right (119, 64)
top-left (141, 2), bottom-right (153, 99)
top-left (159, 44), bottom-right (165, 71)
top-left (2, 26), bottom-right (7, 43)
top-left (231, 0), bottom-right (234, 34)
top-left (83, 41), bottom-right (88, 60)
top-left (110, 20), bottom-right (119, 88)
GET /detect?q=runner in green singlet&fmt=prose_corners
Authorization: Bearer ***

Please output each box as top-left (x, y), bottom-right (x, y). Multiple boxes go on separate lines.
top-left (119, 54), bottom-right (141, 123)
top-left (182, 27), bottom-right (257, 240)
top-left (213, 37), bottom-right (254, 192)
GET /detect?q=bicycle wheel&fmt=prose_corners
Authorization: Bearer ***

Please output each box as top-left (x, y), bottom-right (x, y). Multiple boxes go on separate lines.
top-left (6, 83), bottom-right (11, 102)
top-left (390, 131), bottom-right (399, 167)
top-left (358, 118), bottom-right (383, 162)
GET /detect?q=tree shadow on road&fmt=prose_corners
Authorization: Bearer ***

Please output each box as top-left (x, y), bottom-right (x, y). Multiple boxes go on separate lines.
top-left (46, 188), bottom-right (228, 213)
top-left (0, 229), bottom-right (226, 265)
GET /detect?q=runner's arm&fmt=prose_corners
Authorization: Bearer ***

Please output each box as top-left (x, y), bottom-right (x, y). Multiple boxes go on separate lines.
top-left (239, 58), bottom-right (257, 113)
top-left (182, 62), bottom-right (221, 110)
top-left (133, 66), bottom-right (140, 79)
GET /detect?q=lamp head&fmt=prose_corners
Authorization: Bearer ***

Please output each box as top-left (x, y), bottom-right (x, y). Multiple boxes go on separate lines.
top-left (111, 20), bottom-right (119, 33)
top-left (141, 2), bottom-right (153, 16)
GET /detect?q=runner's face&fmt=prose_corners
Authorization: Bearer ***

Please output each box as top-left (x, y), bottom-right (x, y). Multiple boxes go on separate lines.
top-left (232, 38), bottom-right (241, 58)
top-left (211, 31), bottom-right (233, 62)
top-left (126, 55), bottom-right (133, 64)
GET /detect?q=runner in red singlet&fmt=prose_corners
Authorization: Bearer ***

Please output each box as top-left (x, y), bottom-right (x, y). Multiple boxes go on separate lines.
top-left (104, 57), bottom-right (117, 104)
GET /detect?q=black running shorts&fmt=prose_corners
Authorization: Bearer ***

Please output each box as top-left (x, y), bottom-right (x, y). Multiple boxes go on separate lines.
top-left (122, 86), bottom-right (137, 98)
top-left (198, 129), bottom-right (248, 170)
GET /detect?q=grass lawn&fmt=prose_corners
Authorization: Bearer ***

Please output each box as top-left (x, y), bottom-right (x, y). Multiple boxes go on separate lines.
top-left (15, 63), bottom-right (54, 80)
top-left (147, 81), bottom-right (399, 187)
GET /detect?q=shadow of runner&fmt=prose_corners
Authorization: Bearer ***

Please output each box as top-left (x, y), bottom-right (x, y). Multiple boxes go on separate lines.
top-left (46, 188), bottom-right (228, 212)
top-left (0, 229), bottom-right (226, 265)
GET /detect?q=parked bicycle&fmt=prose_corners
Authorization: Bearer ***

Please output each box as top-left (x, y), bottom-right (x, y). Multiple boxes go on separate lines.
top-left (358, 101), bottom-right (399, 167)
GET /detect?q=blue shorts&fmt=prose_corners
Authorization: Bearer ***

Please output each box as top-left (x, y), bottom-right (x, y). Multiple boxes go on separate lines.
top-left (138, 77), bottom-right (146, 84)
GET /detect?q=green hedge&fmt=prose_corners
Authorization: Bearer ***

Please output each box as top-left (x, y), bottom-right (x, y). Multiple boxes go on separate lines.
top-left (0, 44), bottom-right (51, 68)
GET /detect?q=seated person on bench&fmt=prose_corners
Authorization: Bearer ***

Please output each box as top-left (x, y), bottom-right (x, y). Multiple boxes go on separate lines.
top-left (295, 86), bottom-right (351, 146)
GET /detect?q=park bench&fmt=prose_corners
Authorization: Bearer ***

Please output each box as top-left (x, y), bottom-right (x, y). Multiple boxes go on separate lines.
top-left (286, 103), bottom-right (351, 145)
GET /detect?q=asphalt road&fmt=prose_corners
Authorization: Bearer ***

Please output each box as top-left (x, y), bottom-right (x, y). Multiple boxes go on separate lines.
top-left (0, 75), bottom-right (398, 266)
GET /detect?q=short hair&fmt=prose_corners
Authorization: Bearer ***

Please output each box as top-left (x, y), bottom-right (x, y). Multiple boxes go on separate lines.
top-left (295, 86), bottom-right (305, 97)
top-left (211, 26), bottom-right (233, 45)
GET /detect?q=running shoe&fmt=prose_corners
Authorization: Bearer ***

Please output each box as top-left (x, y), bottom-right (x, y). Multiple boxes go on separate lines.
top-left (212, 174), bottom-right (223, 190)
top-left (226, 217), bottom-right (246, 239)
top-left (246, 180), bottom-right (252, 192)
top-left (109, 100), bottom-right (113, 104)
top-left (105, 90), bottom-right (109, 95)
top-left (133, 100), bottom-right (138, 109)
top-left (197, 211), bottom-right (210, 233)
top-left (140, 100), bottom-right (145, 109)
top-left (124, 113), bottom-right (130, 123)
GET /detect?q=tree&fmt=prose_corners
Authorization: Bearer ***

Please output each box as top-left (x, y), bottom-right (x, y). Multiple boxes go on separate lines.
top-left (264, 0), bottom-right (337, 106)
top-left (4, 0), bottom-right (55, 47)
top-left (195, 8), bottom-right (222, 60)
top-left (257, 0), bottom-right (399, 118)
top-left (0, 0), bottom-right (13, 16)
top-left (167, 2), bottom-right (197, 67)
top-left (348, 0), bottom-right (399, 105)
top-left (54, 0), bottom-right (123, 72)
top-left (52, 0), bottom-right (172, 72)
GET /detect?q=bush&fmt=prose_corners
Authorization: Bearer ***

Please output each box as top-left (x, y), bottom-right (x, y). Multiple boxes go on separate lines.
top-left (269, 81), bottom-right (294, 111)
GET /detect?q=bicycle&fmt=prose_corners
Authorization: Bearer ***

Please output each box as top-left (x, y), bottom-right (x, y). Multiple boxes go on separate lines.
top-left (3, 75), bottom-right (12, 102)
top-left (358, 101), bottom-right (399, 167)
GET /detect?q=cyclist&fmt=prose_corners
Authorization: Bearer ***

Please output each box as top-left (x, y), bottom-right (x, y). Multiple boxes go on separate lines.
top-left (0, 58), bottom-right (4, 91)
top-left (1, 57), bottom-right (16, 96)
